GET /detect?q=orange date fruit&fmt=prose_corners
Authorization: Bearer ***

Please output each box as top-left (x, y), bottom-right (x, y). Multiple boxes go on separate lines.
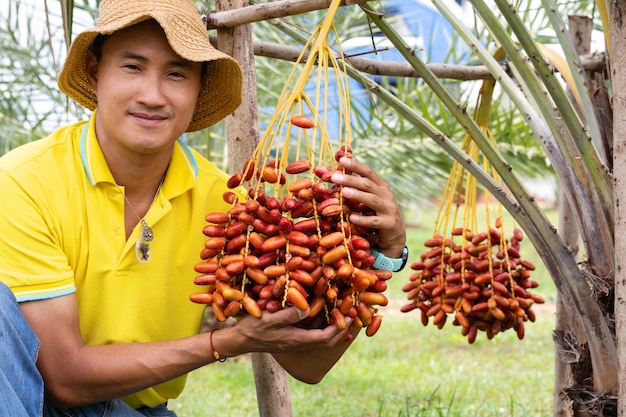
top-left (289, 269), bottom-right (314, 286)
top-left (243, 294), bottom-right (262, 318)
top-left (330, 307), bottom-right (347, 330)
top-left (288, 178), bottom-right (313, 193)
top-left (358, 292), bottom-right (388, 307)
top-left (322, 245), bottom-right (348, 265)
top-left (365, 314), bottom-right (382, 337)
top-left (242, 159), bottom-right (255, 181)
top-left (212, 303), bottom-right (227, 322)
top-left (261, 235), bottom-right (287, 253)
top-left (290, 115), bottom-right (314, 129)
top-left (286, 287), bottom-right (309, 311)
top-left (227, 173), bottom-right (243, 189)
top-left (205, 212), bottom-right (229, 224)
top-left (285, 159), bottom-right (312, 174)
top-left (319, 231), bottom-right (345, 248)
top-left (308, 296), bottom-right (326, 317)
top-left (189, 292), bottom-right (212, 304)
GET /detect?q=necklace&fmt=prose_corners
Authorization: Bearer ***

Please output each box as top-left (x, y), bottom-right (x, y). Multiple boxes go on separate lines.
top-left (118, 178), bottom-right (164, 263)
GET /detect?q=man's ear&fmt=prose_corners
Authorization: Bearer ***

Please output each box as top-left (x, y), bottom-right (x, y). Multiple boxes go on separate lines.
top-left (85, 49), bottom-right (99, 92)
top-left (197, 73), bottom-right (205, 100)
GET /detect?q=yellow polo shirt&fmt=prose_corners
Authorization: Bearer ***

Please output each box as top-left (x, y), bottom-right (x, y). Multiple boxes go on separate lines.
top-left (0, 112), bottom-right (233, 408)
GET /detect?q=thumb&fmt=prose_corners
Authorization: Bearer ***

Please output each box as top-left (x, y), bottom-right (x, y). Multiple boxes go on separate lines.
top-left (284, 306), bottom-right (310, 323)
top-left (267, 306), bottom-right (310, 325)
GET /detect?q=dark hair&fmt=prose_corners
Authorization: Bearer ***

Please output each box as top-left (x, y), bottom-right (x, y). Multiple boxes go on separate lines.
top-left (90, 34), bottom-right (109, 61)
top-left (89, 33), bottom-right (209, 77)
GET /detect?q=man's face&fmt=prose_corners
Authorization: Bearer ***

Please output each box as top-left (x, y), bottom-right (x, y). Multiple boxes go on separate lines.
top-left (86, 19), bottom-right (203, 156)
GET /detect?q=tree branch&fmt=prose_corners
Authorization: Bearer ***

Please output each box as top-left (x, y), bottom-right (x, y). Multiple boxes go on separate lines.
top-left (210, 35), bottom-right (606, 81)
top-left (202, 0), bottom-right (371, 29)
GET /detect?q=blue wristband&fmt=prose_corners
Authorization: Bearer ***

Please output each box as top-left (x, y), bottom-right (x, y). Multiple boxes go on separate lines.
top-left (371, 246), bottom-right (409, 272)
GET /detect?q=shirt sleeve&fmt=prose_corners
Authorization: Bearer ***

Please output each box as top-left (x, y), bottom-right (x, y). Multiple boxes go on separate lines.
top-left (0, 171), bottom-right (75, 301)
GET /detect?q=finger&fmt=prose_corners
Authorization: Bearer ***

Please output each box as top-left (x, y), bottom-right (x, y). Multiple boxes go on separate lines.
top-left (262, 305), bottom-right (310, 325)
top-left (340, 184), bottom-right (397, 228)
top-left (330, 169), bottom-right (381, 194)
top-left (348, 211), bottom-right (385, 229)
top-left (292, 316), bottom-right (355, 347)
top-left (330, 173), bottom-right (392, 215)
top-left (330, 162), bottom-right (395, 210)
top-left (333, 317), bottom-right (359, 343)
top-left (337, 157), bottom-right (385, 185)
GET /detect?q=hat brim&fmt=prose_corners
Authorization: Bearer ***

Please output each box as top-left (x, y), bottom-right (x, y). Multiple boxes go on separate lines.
top-left (58, 13), bottom-right (242, 132)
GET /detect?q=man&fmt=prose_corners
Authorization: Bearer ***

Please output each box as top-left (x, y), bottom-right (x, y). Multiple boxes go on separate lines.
top-left (0, 0), bottom-right (407, 416)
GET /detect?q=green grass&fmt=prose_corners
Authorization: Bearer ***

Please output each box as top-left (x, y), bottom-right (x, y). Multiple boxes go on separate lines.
top-left (169, 206), bottom-right (558, 416)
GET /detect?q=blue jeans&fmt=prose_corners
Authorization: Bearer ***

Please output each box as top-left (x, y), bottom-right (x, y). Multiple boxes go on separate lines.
top-left (0, 282), bottom-right (177, 417)
top-left (43, 401), bottom-right (176, 417)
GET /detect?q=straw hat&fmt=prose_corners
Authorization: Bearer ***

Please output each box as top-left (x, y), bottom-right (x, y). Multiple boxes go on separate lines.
top-left (57, 0), bottom-right (242, 132)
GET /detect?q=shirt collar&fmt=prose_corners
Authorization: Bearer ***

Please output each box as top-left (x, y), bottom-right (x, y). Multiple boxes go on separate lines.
top-left (79, 111), bottom-right (199, 195)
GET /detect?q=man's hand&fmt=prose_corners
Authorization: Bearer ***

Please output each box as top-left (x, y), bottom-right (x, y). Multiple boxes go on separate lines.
top-left (331, 156), bottom-right (407, 258)
top-left (212, 306), bottom-right (360, 384)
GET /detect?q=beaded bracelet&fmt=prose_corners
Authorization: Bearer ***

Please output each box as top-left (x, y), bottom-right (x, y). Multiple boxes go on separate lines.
top-left (210, 329), bottom-right (227, 362)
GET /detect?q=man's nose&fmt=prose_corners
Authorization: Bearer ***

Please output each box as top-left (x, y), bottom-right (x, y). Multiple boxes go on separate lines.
top-left (137, 73), bottom-right (167, 107)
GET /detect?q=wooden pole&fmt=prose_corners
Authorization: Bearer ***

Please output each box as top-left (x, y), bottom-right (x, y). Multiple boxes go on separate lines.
top-left (215, 1), bottom-right (294, 416)
top-left (216, 0), bottom-right (260, 170)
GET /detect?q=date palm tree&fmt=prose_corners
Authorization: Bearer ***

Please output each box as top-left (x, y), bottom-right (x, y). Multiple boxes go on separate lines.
top-left (343, 1), bottom-right (614, 415)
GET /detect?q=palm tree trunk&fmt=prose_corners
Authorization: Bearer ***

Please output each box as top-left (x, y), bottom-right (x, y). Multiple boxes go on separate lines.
top-left (552, 15), bottom-right (591, 417)
top-left (554, 191), bottom-right (579, 417)
top-left (611, 1), bottom-right (626, 415)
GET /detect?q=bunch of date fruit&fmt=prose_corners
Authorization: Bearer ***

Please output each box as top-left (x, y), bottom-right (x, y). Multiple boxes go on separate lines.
top-left (402, 219), bottom-right (545, 343)
top-left (190, 139), bottom-right (391, 337)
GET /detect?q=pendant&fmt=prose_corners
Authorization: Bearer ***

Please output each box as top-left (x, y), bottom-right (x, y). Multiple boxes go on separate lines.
top-left (135, 220), bottom-right (154, 263)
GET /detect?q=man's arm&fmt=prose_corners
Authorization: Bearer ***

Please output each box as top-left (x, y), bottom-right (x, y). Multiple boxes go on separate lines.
top-left (21, 294), bottom-right (354, 408)
top-left (20, 294), bottom-right (218, 408)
